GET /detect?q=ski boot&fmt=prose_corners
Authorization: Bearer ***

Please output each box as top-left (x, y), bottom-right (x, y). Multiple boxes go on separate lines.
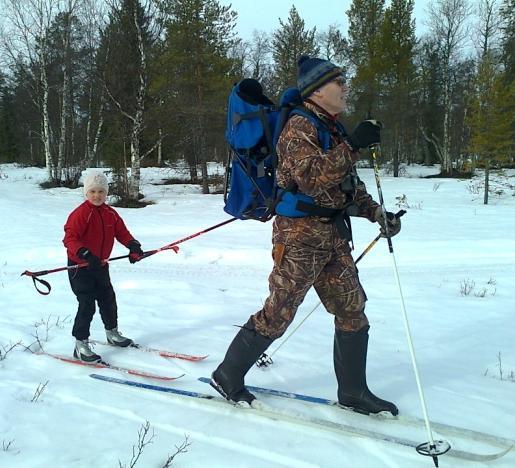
top-left (74, 339), bottom-right (102, 363)
top-left (106, 327), bottom-right (134, 347)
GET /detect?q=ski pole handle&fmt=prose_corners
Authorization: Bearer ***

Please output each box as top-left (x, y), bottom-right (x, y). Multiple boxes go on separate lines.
top-left (354, 210), bottom-right (406, 264)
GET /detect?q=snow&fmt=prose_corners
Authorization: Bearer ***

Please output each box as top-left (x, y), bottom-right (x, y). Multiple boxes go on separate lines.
top-left (0, 163), bottom-right (514, 468)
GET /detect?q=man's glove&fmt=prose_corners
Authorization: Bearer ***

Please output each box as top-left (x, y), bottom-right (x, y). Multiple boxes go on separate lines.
top-left (77, 247), bottom-right (103, 270)
top-left (128, 240), bottom-right (144, 264)
top-left (375, 208), bottom-right (401, 238)
top-left (348, 120), bottom-right (382, 150)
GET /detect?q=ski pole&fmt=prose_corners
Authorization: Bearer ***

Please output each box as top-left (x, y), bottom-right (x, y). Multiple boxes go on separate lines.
top-left (21, 217), bottom-right (238, 295)
top-left (354, 209), bottom-right (406, 263)
top-left (370, 144), bottom-right (449, 466)
top-left (256, 211), bottom-right (406, 368)
top-left (20, 246), bottom-right (180, 296)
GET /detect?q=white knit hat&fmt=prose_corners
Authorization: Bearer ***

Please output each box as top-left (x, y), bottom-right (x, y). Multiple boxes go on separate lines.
top-left (83, 171), bottom-right (109, 196)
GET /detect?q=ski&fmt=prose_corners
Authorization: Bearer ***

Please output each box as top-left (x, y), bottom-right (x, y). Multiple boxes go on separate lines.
top-left (38, 352), bottom-right (184, 381)
top-left (198, 377), bottom-right (514, 452)
top-left (89, 340), bottom-right (208, 362)
top-left (90, 373), bottom-right (512, 463)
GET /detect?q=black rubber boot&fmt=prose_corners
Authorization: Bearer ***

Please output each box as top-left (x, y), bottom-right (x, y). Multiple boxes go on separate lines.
top-left (334, 326), bottom-right (398, 416)
top-left (212, 318), bottom-right (273, 405)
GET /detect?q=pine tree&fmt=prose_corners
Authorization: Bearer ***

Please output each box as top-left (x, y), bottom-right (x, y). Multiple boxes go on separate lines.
top-left (155, 0), bottom-right (239, 192)
top-left (467, 51), bottom-right (514, 203)
top-left (270, 6), bottom-right (319, 95)
top-left (377, 0), bottom-right (416, 174)
top-left (0, 73), bottom-right (18, 163)
top-left (346, 0), bottom-right (386, 117)
top-left (499, 0), bottom-right (515, 82)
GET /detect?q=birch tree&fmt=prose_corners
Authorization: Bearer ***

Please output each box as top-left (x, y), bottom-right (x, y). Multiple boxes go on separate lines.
top-left (79, 0), bottom-right (108, 178)
top-left (1, 0), bottom-right (57, 180)
top-left (427, 0), bottom-right (472, 175)
top-left (101, 0), bottom-right (160, 203)
top-left (1, 0), bottom-right (90, 184)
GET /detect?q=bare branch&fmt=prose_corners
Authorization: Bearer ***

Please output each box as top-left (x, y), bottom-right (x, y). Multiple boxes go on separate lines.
top-left (0, 341), bottom-right (22, 361)
top-left (119, 420), bottom-right (155, 468)
top-left (161, 435), bottom-right (192, 468)
top-left (31, 380), bottom-right (49, 403)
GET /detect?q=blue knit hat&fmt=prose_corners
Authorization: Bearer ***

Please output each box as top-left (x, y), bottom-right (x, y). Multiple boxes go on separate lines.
top-left (297, 55), bottom-right (343, 99)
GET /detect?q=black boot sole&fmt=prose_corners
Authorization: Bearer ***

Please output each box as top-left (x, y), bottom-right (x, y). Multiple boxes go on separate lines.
top-left (210, 374), bottom-right (255, 406)
top-left (337, 400), bottom-right (398, 417)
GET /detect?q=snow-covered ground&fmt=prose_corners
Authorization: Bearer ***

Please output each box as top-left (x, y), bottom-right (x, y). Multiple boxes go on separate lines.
top-left (0, 163), bottom-right (514, 468)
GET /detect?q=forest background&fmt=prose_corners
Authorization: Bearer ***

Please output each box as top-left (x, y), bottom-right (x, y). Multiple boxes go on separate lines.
top-left (0, 0), bottom-right (513, 204)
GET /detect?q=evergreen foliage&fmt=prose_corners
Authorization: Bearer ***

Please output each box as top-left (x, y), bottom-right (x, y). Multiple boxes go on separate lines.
top-left (271, 5), bottom-right (319, 95)
top-left (346, 0), bottom-right (385, 117)
top-left (0, 73), bottom-right (18, 163)
top-left (154, 0), bottom-right (240, 190)
top-left (467, 52), bottom-right (514, 168)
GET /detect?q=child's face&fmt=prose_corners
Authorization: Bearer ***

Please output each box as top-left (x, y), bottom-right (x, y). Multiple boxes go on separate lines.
top-left (86, 188), bottom-right (107, 206)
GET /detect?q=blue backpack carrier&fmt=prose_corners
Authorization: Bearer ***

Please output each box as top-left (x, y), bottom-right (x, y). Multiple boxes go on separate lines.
top-left (223, 79), bottom-right (349, 222)
top-left (223, 79), bottom-right (278, 221)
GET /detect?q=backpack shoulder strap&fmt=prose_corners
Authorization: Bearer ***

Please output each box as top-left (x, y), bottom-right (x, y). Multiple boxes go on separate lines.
top-left (288, 106), bottom-right (332, 152)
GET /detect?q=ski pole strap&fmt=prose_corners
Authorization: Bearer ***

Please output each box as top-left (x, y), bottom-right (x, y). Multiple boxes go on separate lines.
top-left (20, 271), bottom-right (52, 295)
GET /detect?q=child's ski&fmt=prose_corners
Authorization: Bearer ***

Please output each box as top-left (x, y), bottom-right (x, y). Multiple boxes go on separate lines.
top-left (37, 352), bottom-right (184, 381)
top-left (89, 340), bottom-right (208, 362)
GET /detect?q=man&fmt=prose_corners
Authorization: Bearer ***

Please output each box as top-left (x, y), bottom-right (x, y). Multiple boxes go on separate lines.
top-left (211, 55), bottom-right (401, 416)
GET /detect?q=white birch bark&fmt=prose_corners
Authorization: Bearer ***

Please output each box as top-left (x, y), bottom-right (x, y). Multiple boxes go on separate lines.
top-left (57, 14), bottom-right (72, 182)
top-left (428, 0), bottom-right (472, 174)
top-left (127, 2), bottom-right (147, 201)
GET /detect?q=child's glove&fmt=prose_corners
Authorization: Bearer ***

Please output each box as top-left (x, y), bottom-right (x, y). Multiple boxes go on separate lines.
top-left (128, 240), bottom-right (144, 263)
top-left (77, 247), bottom-right (103, 270)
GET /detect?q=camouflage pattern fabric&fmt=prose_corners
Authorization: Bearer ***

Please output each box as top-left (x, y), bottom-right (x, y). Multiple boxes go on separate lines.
top-left (252, 103), bottom-right (380, 337)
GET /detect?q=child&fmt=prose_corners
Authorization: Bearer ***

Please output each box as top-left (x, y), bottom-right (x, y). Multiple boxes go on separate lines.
top-left (63, 171), bottom-right (144, 362)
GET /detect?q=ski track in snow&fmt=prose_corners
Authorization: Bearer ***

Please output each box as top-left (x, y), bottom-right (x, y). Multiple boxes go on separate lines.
top-left (50, 384), bottom-right (326, 468)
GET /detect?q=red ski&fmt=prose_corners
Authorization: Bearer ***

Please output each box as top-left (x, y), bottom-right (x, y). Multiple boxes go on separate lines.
top-left (89, 340), bottom-right (208, 362)
top-left (38, 352), bottom-right (184, 381)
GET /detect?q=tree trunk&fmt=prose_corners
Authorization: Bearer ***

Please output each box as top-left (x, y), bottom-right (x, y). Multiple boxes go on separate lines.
top-left (393, 127), bottom-right (399, 177)
top-left (57, 55), bottom-right (70, 183)
top-left (84, 80), bottom-right (106, 171)
top-left (197, 117), bottom-right (209, 194)
top-left (157, 128), bottom-right (163, 166)
top-left (41, 60), bottom-right (54, 181)
top-left (484, 159), bottom-right (490, 205)
top-left (188, 157), bottom-right (197, 183)
top-left (129, 131), bottom-right (141, 201)
top-left (200, 159), bottom-right (209, 194)
top-left (442, 78), bottom-right (452, 174)
top-left (127, 3), bottom-right (147, 203)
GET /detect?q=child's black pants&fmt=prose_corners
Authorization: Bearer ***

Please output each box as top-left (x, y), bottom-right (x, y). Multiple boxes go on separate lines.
top-left (68, 261), bottom-right (118, 340)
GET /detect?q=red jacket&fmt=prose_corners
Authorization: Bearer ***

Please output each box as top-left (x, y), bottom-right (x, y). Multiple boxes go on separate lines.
top-left (63, 201), bottom-right (135, 263)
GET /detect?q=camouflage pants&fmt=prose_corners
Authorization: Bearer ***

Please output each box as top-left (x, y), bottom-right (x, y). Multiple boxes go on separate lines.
top-left (252, 217), bottom-right (369, 339)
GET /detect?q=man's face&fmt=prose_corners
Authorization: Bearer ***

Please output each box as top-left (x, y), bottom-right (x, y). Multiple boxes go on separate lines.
top-left (86, 187), bottom-right (107, 206)
top-left (313, 76), bottom-right (349, 115)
